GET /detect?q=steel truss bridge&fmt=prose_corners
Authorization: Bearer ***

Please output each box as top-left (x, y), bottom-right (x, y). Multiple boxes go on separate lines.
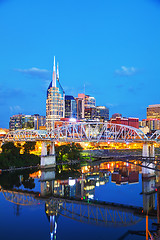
top-left (0, 188), bottom-right (157, 227)
top-left (3, 122), bottom-right (149, 143)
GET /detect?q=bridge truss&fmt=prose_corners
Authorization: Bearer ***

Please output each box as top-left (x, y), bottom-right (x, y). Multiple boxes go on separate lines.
top-left (2, 189), bottom-right (42, 206)
top-left (1, 188), bottom-right (153, 227)
top-left (3, 122), bottom-right (148, 143)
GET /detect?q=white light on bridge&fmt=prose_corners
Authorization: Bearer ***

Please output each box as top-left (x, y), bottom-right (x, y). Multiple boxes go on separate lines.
top-left (69, 118), bottom-right (76, 122)
top-left (69, 178), bottom-right (76, 186)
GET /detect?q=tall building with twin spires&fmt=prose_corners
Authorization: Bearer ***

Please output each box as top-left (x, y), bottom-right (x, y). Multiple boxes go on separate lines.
top-left (46, 57), bottom-right (65, 130)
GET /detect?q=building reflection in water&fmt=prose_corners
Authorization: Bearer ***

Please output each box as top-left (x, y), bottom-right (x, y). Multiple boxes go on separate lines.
top-left (2, 160), bottom-right (160, 239)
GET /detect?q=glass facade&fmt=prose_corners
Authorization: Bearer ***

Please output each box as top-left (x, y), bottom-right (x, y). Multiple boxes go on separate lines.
top-left (76, 98), bottom-right (83, 120)
top-left (85, 95), bottom-right (96, 108)
top-left (65, 95), bottom-right (77, 119)
top-left (9, 114), bottom-right (46, 130)
top-left (96, 106), bottom-right (109, 121)
top-left (9, 114), bottom-right (23, 130)
top-left (46, 59), bottom-right (65, 130)
top-left (147, 104), bottom-right (160, 119)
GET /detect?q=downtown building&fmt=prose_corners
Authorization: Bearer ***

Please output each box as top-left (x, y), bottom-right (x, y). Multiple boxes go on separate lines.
top-left (77, 93), bottom-right (96, 120)
top-left (147, 104), bottom-right (160, 119)
top-left (76, 93), bottom-right (109, 121)
top-left (9, 114), bottom-right (46, 130)
top-left (110, 116), bottom-right (139, 129)
top-left (139, 104), bottom-right (160, 134)
top-left (96, 106), bottom-right (109, 121)
top-left (65, 95), bottom-right (77, 119)
top-left (46, 57), bottom-right (65, 130)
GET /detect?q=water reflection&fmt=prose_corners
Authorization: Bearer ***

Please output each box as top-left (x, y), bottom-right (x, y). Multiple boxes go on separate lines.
top-left (0, 160), bottom-right (160, 239)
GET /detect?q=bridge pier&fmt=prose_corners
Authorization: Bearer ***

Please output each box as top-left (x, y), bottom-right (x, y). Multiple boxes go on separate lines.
top-left (41, 142), bottom-right (56, 168)
top-left (142, 143), bottom-right (155, 158)
top-left (142, 143), bottom-right (155, 175)
top-left (142, 174), bottom-right (156, 213)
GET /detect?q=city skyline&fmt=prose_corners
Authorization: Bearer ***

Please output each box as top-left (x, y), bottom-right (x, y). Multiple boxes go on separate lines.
top-left (0, 0), bottom-right (160, 128)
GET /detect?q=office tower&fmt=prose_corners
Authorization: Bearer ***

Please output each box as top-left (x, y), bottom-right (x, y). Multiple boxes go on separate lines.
top-left (65, 95), bottom-right (77, 119)
top-left (147, 104), bottom-right (160, 119)
top-left (112, 113), bottom-right (122, 119)
top-left (78, 93), bottom-right (96, 120)
top-left (85, 95), bottom-right (96, 108)
top-left (9, 114), bottom-right (46, 130)
top-left (46, 57), bottom-right (65, 130)
top-left (76, 97), bottom-right (83, 120)
top-left (110, 116), bottom-right (139, 129)
top-left (33, 114), bottom-right (46, 130)
top-left (96, 106), bottom-right (109, 121)
top-left (9, 114), bottom-right (23, 130)
top-left (84, 107), bottom-right (96, 120)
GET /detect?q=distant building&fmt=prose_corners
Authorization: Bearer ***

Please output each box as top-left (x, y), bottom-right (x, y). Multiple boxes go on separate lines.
top-left (75, 98), bottom-right (83, 120)
top-left (112, 113), bottom-right (122, 119)
top-left (84, 95), bottom-right (96, 109)
top-left (78, 93), bottom-right (96, 120)
top-left (139, 126), bottom-right (150, 135)
top-left (139, 118), bottom-right (160, 133)
top-left (84, 107), bottom-right (96, 120)
top-left (9, 114), bottom-right (23, 130)
top-left (9, 114), bottom-right (46, 130)
top-left (147, 104), bottom-right (160, 119)
top-left (110, 117), bottom-right (139, 129)
top-left (65, 95), bottom-right (77, 119)
top-left (96, 106), bottom-right (109, 121)
top-left (33, 114), bottom-right (46, 130)
top-left (46, 57), bottom-right (65, 130)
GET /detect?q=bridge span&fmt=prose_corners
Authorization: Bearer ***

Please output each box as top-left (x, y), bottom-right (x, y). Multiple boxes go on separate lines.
top-left (1, 187), bottom-right (156, 228)
top-left (2, 122), bottom-right (159, 168)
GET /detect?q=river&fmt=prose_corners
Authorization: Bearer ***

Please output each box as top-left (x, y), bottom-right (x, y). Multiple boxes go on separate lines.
top-left (0, 160), bottom-right (159, 240)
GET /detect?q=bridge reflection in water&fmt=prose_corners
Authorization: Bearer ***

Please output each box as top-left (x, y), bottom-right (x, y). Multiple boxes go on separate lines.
top-left (1, 163), bottom-right (160, 240)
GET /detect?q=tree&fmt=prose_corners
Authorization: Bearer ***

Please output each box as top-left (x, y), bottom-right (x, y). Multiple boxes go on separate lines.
top-left (55, 144), bottom-right (70, 162)
top-left (23, 142), bottom-right (36, 154)
top-left (68, 143), bottom-right (83, 160)
top-left (1, 142), bottom-right (20, 155)
top-left (55, 143), bottom-right (83, 161)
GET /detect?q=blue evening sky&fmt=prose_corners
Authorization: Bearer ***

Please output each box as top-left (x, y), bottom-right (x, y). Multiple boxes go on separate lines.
top-left (0, 0), bottom-right (160, 128)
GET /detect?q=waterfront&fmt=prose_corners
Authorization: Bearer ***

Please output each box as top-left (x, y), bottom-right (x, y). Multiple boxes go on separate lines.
top-left (0, 160), bottom-right (159, 240)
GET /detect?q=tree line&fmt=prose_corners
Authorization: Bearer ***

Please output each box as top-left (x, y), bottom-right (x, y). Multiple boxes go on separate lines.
top-left (0, 142), bottom-right (83, 169)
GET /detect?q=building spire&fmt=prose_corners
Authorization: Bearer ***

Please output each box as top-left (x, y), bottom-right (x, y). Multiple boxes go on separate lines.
top-left (53, 56), bottom-right (56, 72)
top-left (57, 62), bottom-right (59, 81)
top-left (52, 56), bottom-right (56, 87)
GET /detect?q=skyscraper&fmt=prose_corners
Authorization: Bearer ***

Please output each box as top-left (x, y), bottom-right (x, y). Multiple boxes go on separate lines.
top-left (147, 104), bottom-right (160, 119)
top-left (65, 95), bottom-right (77, 119)
top-left (77, 93), bottom-right (96, 120)
top-left (96, 106), bottom-right (109, 121)
top-left (46, 57), bottom-right (65, 130)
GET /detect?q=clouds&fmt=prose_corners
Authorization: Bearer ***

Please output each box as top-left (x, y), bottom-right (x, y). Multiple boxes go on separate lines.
top-left (15, 67), bottom-right (51, 80)
top-left (115, 66), bottom-right (138, 76)
top-left (9, 105), bottom-right (22, 112)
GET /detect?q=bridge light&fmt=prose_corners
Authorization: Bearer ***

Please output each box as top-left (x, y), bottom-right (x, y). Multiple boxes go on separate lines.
top-left (69, 118), bottom-right (76, 122)
top-left (83, 196), bottom-right (86, 200)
